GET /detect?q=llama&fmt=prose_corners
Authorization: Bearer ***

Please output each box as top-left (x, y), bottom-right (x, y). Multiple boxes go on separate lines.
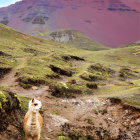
top-left (24, 98), bottom-right (43, 140)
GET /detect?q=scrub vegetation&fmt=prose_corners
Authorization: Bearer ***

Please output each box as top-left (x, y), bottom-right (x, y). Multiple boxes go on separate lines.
top-left (0, 23), bottom-right (140, 109)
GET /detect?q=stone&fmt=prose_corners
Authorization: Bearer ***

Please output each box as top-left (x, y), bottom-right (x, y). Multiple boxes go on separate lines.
top-left (125, 110), bottom-right (129, 114)
top-left (32, 86), bottom-right (38, 90)
top-left (131, 121), bottom-right (135, 125)
top-left (108, 117), bottom-right (115, 122)
top-left (136, 118), bottom-right (140, 124)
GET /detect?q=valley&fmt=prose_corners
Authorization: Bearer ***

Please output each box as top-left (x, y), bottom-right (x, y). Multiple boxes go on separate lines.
top-left (0, 23), bottom-right (140, 139)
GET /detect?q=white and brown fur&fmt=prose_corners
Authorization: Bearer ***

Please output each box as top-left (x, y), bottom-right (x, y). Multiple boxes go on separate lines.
top-left (24, 98), bottom-right (43, 140)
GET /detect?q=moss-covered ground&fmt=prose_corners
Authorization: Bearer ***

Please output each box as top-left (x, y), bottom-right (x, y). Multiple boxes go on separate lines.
top-left (0, 85), bottom-right (30, 112)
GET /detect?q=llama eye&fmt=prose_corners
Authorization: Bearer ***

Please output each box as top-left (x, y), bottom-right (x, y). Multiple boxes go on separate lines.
top-left (34, 103), bottom-right (38, 106)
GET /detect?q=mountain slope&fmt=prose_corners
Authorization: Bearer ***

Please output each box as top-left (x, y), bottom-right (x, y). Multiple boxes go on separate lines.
top-left (0, 23), bottom-right (140, 109)
top-left (37, 29), bottom-right (109, 51)
top-left (0, 0), bottom-right (139, 47)
top-left (0, 23), bottom-right (140, 140)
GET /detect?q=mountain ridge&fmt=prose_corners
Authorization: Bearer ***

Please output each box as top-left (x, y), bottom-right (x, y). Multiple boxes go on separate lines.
top-left (0, 0), bottom-right (139, 47)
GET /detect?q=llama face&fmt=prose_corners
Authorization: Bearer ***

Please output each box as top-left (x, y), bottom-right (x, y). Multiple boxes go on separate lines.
top-left (28, 98), bottom-right (42, 112)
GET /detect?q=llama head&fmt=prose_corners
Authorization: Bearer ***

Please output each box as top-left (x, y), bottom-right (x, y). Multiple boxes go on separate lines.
top-left (28, 98), bottom-right (42, 112)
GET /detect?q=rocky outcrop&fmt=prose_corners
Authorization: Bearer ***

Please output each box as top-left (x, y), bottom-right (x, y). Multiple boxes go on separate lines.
top-left (45, 30), bottom-right (108, 51)
top-left (23, 14), bottom-right (49, 24)
top-left (0, 88), bottom-right (24, 140)
top-left (32, 16), bottom-right (48, 24)
top-left (58, 98), bottom-right (140, 140)
top-left (46, 30), bottom-right (76, 43)
top-left (0, 17), bottom-right (9, 25)
top-left (0, 20), bottom-right (9, 25)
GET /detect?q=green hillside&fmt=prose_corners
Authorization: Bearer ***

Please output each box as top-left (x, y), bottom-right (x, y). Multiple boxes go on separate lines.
top-left (36, 29), bottom-right (109, 51)
top-left (0, 23), bottom-right (140, 108)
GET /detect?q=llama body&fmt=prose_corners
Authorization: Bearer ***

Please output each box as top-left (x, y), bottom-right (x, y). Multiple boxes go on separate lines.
top-left (24, 98), bottom-right (43, 140)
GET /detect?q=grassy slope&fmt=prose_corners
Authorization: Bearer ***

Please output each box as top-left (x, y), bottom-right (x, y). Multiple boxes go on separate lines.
top-left (121, 40), bottom-right (140, 48)
top-left (0, 23), bottom-right (140, 108)
top-left (36, 29), bottom-right (109, 51)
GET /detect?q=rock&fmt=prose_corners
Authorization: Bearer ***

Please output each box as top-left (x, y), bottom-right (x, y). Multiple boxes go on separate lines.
top-left (7, 125), bottom-right (18, 133)
top-left (47, 30), bottom-right (76, 43)
top-left (61, 99), bottom-right (69, 103)
top-left (123, 122), bottom-right (128, 126)
top-left (86, 99), bottom-right (94, 104)
top-left (32, 86), bottom-right (38, 90)
top-left (48, 114), bottom-right (69, 127)
top-left (125, 110), bottom-right (129, 114)
top-left (0, 20), bottom-right (9, 25)
top-left (108, 117), bottom-right (115, 122)
top-left (72, 100), bottom-right (80, 106)
top-left (45, 124), bottom-right (53, 132)
top-left (131, 121), bottom-right (135, 125)
top-left (32, 16), bottom-right (46, 24)
top-left (7, 125), bottom-right (20, 139)
top-left (136, 118), bottom-right (140, 124)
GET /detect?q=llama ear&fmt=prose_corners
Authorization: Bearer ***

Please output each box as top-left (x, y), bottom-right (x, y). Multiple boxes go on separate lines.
top-left (32, 98), bottom-right (34, 103)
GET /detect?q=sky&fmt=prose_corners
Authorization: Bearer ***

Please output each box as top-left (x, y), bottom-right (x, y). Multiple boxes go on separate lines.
top-left (0, 0), bottom-right (21, 8)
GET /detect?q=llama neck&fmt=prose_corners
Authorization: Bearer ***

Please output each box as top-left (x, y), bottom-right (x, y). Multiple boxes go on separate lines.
top-left (28, 110), bottom-right (38, 125)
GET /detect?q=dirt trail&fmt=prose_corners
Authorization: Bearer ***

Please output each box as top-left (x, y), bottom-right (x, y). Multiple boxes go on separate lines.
top-left (0, 70), bottom-right (17, 88)
top-left (0, 71), bottom-right (140, 140)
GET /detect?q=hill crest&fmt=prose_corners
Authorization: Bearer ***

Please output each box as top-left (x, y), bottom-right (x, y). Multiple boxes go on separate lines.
top-left (0, 0), bottom-right (139, 47)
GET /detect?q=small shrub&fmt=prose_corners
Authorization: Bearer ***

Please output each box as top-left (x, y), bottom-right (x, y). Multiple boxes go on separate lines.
top-left (85, 118), bottom-right (94, 125)
top-left (86, 83), bottom-right (98, 89)
top-left (50, 108), bottom-right (60, 115)
top-left (58, 136), bottom-right (69, 140)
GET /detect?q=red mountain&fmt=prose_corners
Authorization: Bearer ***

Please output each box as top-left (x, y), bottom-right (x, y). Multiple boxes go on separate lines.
top-left (0, 0), bottom-right (139, 47)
